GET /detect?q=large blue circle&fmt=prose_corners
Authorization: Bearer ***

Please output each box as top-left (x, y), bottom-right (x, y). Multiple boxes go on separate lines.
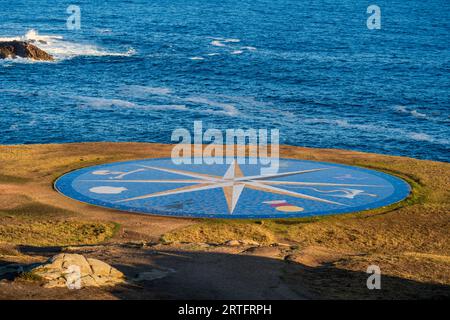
top-left (55, 157), bottom-right (411, 219)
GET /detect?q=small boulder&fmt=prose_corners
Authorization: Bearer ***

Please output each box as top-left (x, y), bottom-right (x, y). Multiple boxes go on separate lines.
top-left (240, 240), bottom-right (260, 246)
top-left (0, 41), bottom-right (54, 61)
top-left (224, 240), bottom-right (260, 247)
top-left (224, 240), bottom-right (241, 247)
top-left (30, 253), bottom-right (125, 288)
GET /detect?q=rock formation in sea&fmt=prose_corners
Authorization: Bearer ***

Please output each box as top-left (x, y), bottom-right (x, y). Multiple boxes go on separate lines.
top-left (0, 40), bottom-right (54, 61)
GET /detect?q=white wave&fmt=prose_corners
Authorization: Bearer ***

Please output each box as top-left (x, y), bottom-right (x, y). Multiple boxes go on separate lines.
top-left (394, 105), bottom-right (408, 113)
top-left (76, 88), bottom-right (240, 116)
top-left (185, 97), bottom-right (240, 116)
top-left (393, 105), bottom-right (427, 118)
top-left (207, 53), bottom-right (220, 56)
top-left (224, 38), bottom-right (241, 43)
top-left (203, 106), bottom-right (239, 116)
top-left (304, 117), bottom-right (449, 146)
top-left (410, 110), bottom-right (427, 118)
top-left (408, 132), bottom-right (449, 146)
top-left (74, 95), bottom-right (187, 112)
top-left (113, 86), bottom-right (241, 116)
top-left (408, 132), bottom-right (434, 142)
top-left (0, 29), bottom-right (135, 61)
top-left (0, 56), bottom-right (54, 65)
top-left (0, 89), bottom-right (25, 94)
top-left (304, 118), bottom-right (380, 132)
top-left (95, 28), bottom-right (113, 34)
top-left (145, 104), bottom-right (188, 111)
top-left (75, 96), bottom-right (136, 108)
top-left (189, 56), bottom-right (204, 60)
top-left (0, 29), bottom-right (62, 42)
top-left (211, 40), bottom-right (226, 47)
top-left (208, 38), bottom-right (256, 57)
top-left (121, 85), bottom-right (171, 96)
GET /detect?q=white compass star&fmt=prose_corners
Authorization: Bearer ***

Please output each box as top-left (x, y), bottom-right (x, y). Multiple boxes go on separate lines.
top-left (86, 160), bottom-right (383, 214)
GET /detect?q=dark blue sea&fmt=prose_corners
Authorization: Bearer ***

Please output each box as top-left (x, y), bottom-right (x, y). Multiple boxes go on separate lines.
top-left (1, 0), bottom-right (449, 162)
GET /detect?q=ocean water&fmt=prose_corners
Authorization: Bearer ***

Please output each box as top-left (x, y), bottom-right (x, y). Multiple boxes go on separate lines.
top-left (1, 0), bottom-right (449, 162)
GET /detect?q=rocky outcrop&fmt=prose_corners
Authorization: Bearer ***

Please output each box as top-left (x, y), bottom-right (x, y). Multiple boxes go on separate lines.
top-left (0, 41), bottom-right (54, 61)
top-left (30, 254), bottom-right (125, 288)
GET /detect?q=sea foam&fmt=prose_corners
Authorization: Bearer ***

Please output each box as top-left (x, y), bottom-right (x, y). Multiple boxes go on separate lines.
top-left (120, 85), bottom-right (172, 96)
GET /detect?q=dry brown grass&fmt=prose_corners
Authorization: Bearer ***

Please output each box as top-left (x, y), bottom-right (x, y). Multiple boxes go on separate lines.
top-left (0, 219), bottom-right (117, 246)
top-left (161, 220), bottom-right (276, 244)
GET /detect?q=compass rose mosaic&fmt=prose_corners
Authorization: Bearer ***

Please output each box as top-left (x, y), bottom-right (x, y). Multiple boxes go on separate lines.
top-left (55, 158), bottom-right (411, 219)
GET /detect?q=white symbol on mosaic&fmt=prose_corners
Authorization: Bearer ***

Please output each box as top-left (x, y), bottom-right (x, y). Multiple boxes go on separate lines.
top-left (288, 187), bottom-right (377, 199)
top-left (92, 169), bottom-right (145, 179)
top-left (89, 186), bottom-right (128, 194)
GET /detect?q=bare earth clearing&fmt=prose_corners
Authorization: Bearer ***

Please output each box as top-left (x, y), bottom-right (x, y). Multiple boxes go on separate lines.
top-left (0, 143), bottom-right (448, 299)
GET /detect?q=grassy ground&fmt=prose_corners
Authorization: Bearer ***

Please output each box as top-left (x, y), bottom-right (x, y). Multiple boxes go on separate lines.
top-left (0, 185), bottom-right (118, 246)
top-left (0, 142), bottom-right (448, 299)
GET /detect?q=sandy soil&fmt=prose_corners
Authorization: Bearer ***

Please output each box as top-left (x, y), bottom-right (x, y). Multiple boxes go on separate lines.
top-left (0, 142), bottom-right (448, 299)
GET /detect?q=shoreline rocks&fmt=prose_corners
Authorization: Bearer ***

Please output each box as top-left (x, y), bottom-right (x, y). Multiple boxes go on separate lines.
top-left (0, 40), bottom-right (54, 61)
